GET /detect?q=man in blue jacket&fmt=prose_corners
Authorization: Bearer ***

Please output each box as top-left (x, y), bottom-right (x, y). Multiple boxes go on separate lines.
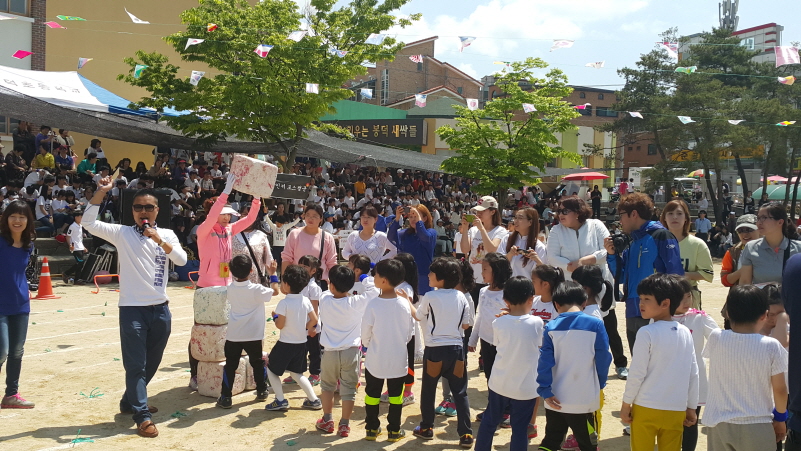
top-left (782, 255), bottom-right (801, 451)
top-left (605, 193), bottom-right (684, 354)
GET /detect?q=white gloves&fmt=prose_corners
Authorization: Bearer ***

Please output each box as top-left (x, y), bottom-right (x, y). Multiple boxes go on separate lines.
top-left (223, 173), bottom-right (237, 195)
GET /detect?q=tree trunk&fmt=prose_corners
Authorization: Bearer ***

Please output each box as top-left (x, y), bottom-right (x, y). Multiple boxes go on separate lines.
top-left (792, 169), bottom-right (801, 223)
top-left (762, 141), bottom-right (772, 193)
top-left (784, 147), bottom-right (798, 206)
top-left (733, 153), bottom-right (748, 195)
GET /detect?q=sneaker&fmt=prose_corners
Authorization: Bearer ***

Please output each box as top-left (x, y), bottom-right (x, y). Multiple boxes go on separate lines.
top-left (402, 392), bottom-right (416, 406)
top-left (1, 393), bottom-right (35, 409)
top-left (616, 366), bottom-right (629, 380)
top-left (365, 426), bottom-right (383, 441)
top-left (500, 414), bottom-right (511, 428)
top-left (316, 418), bottom-right (335, 433)
top-left (435, 398), bottom-right (451, 415)
top-left (188, 376), bottom-right (198, 391)
top-left (308, 374), bottom-right (321, 386)
top-left (283, 375), bottom-right (297, 384)
top-left (216, 396), bottom-right (232, 409)
top-left (387, 429), bottom-right (406, 442)
top-left (379, 391), bottom-right (389, 403)
top-left (475, 411), bottom-right (484, 422)
top-left (413, 426), bottom-right (434, 440)
top-left (623, 425), bottom-right (631, 436)
top-left (265, 399), bottom-right (289, 411)
top-left (302, 398), bottom-right (323, 410)
top-left (256, 389), bottom-right (269, 401)
top-left (562, 434), bottom-right (580, 451)
top-left (459, 434), bottom-right (474, 449)
top-left (444, 402), bottom-right (458, 417)
top-left (527, 423), bottom-right (538, 439)
top-left (478, 357), bottom-right (484, 372)
top-left (338, 424), bottom-right (351, 437)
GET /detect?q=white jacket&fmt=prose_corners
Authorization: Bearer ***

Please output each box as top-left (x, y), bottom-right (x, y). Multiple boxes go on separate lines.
top-left (546, 219), bottom-right (614, 301)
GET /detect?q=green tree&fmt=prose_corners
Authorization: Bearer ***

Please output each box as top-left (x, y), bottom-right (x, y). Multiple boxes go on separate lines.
top-left (118, 0), bottom-right (419, 172)
top-left (437, 58), bottom-right (581, 195)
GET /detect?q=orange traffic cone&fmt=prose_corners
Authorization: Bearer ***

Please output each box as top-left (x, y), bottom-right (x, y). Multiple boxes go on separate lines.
top-left (34, 257), bottom-right (60, 300)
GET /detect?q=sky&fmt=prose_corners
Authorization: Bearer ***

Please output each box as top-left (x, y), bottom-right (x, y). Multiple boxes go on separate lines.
top-left (301, 0), bottom-right (801, 89)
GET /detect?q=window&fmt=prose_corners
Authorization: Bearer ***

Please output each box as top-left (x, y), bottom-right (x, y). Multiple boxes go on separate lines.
top-left (457, 87), bottom-right (463, 94)
top-left (595, 107), bottom-right (618, 117)
top-left (0, 117), bottom-right (20, 135)
top-left (636, 146), bottom-right (641, 151)
top-left (1, 0), bottom-right (27, 15)
top-left (598, 93), bottom-right (604, 100)
top-left (741, 37), bottom-right (755, 50)
top-left (417, 62), bottom-right (423, 72)
top-left (546, 157), bottom-right (558, 168)
top-left (628, 147), bottom-right (633, 152)
top-left (648, 144), bottom-right (657, 155)
top-left (579, 92), bottom-right (586, 99)
top-left (380, 69), bottom-right (389, 105)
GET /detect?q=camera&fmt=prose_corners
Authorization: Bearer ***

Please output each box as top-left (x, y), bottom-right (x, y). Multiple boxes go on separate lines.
top-left (612, 233), bottom-right (631, 254)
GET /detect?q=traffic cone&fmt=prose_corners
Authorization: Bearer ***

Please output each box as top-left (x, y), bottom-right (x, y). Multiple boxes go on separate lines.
top-left (34, 257), bottom-right (60, 300)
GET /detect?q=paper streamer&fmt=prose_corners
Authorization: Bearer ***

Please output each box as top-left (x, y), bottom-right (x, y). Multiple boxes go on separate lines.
top-left (574, 103), bottom-right (591, 110)
top-left (659, 42), bottom-right (679, 59)
top-left (365, 33), bottom-right (386, 45)
top-left (190, 71), bottom-right (205, 86)
top-left (134, 64), bottom-right (148, 78)
top-left (125, 8), bottom-right (150, 24)
top-left (675, 66), bottom-right (697, 74)
top-left (775, 46), bottom-right (800, 68)
top-left (44, 22), bottom-right (66, 29)
top-left (305, 83), bottom-right (319, 94)
top-left (56, 15), bottom-right (85, 21)
top-left (77, 58), bottom-right (93, 69)
top-left (185, 38), bottom-right (204, 50)
top-left (551, 39), bottom-right (574, 51)
top-left (254, 44), bottom-right (273, 58)
top-left (360, 88), bottom-right (373, 99)
top-left (459, 36), bottom-right (476, 52)
top-left (522, 103), bottom-right (537, 113)
top-left (727, 120), bottom-right (745, 125)
top-left (12, 50), bottom-right (32, 59)
top-left (678, 116), bottom-right (696, 124)
top-left (287, 31), bottom-right (307, 42)
top-left (779, 76), bottom-right (796, 85)
top-left (778, 121), bottom-right (796, 126)
top-left (629, 112), bottom-right (643, 119)
top-left (585, 61), bottom-right (605, 69)
top-left (415, 94), bottom-right (427, 108)
top-left (207, 23), bottom-right (218, 32)
top-left (409, 55), bottom-right (423, 63)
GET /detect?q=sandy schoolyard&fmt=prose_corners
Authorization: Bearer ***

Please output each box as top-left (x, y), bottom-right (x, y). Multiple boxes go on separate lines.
top-left (1, 265), bottom-right (730, 450)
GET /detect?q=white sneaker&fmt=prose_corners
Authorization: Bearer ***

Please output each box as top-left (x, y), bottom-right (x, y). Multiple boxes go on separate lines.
top-left (623, 425), bottom-right (631, 436)
top-left (189, 376), bottom-right (198, 391)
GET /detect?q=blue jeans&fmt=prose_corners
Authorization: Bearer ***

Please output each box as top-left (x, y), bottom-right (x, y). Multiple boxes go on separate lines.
top-left (119, 303), bottom-right (171, 425)
top-left (475, 389), bottom-right (536, 451)
top-left (0, 313), bottom-right (29, 397)
top-left (35, 216), bottom-right (54, 235)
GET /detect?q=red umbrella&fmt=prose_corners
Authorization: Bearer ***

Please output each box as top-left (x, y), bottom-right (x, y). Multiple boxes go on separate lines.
top-left (561, 172), bottom-right (610, 181)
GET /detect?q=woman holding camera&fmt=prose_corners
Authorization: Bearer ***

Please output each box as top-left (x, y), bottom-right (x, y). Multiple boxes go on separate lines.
top-left (546, 196), bottom-right (628, 378)
top-left (500, 207), bottom-right (546, 277)
top-left (739, 201), bottom-right (801, 285)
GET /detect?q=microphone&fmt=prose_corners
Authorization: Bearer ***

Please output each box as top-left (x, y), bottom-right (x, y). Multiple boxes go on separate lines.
top-left (141, 219), bottom-right (151, 229)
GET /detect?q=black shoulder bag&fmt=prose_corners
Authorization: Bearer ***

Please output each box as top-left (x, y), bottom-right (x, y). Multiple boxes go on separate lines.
top-left (317, 230), bottom-right (329, 291)
top-left (240, 231), bottom-right (268, 285)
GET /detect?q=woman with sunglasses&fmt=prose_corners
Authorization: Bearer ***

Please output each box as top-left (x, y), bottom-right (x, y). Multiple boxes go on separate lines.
top-left (739, 202), bottom-right (801, 285)
top-left (720, 214), bottom-right (760, 287)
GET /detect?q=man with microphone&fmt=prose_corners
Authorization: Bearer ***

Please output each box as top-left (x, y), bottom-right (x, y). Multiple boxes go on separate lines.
top-left (83, 176), bottom-right (187, 438)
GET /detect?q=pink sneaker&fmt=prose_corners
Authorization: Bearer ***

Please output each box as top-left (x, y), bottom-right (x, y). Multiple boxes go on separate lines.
top-left (1, 393), bottom-right (35, 409)
top-left (315, 418), bottom-right (335, 433)
top-left (562, 434), bottom-right (580, 451)
top-left (338, 424), bottom-right (351, 437)
top-left (308, 374), bottom-right (321, 386)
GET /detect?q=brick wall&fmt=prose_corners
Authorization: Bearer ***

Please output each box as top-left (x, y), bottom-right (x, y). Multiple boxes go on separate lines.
top-left (30, 0), bottom-right (46, 71)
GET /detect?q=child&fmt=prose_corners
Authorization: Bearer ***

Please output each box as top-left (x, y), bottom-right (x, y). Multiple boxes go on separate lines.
top-left (475, 276), bottom-right (543, 451)
top-left (409, 258), bottom-right (474, 448)
top-left (760, 284), bottom-right (789, 349)
top-left (264, 265), bottom-right (322, 411)
top-left (571, 265), bottom-right (614, 321)
top-left (283, 255), bottom-right (323, 386)
top-left (531, 265), bottom-right (565, 324)
top-left (702, 285), bottom-right (788, 451)
top-left (315, 265), bottom-right (379, 437)
top-left (665, 277), bottom-right (720, 451)
top-left (347, 254), bottom-right (372, 295)
top-left (621, 274), bottom-right (699, 451)
top-left (436, 259), bottom-right (476, 417)
top-left (216, 255), bottom-right (280, 409)
top-left (467, 252), bottom-right (512, 424)
top-left (62, 210), bottom-right (87, 285)
top-left (361, 259), bottom-right (414, 442)
top-left (537, 281), bottom-right (611, 451)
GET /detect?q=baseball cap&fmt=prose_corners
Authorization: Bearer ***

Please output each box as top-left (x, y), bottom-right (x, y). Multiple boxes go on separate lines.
top-left (472, 196), bottom-right (499, 211)
top-left (735, 214), bottom-right (758, 231)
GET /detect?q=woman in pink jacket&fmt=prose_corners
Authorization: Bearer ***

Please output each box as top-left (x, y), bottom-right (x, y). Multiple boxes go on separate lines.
top-left (188, 174), bottom-right (260, 390)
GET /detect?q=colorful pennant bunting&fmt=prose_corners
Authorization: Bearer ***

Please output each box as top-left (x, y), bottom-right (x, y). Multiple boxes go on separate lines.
top-left (125, 8), bottom-right (149, 24)
top-left (550, 39), bottom-right (574, 51)
top-left (675, 66), bottom-right (698, 74)
top-left (207, 23), bottom-right (218, 32)
top-left (459, 36), bottom-right (476, 52)
top-left (134, 64), bottom-right (148, 78)
top-left (574, 103), bottom-right (591, 110)
top-left (360, 88), bottom-right (373, 99)
top-left (585, 61), bottom-right (605, 69)
top-left (678, 116), bottom-right (695, 124)
top-left (305, 83), bottom-right (319, 94)
top-left (659, 42), bottom-right (679, 59)
top-left (777, 121), bottom-right (796, 126)
top-left (522, 103), bottom-right (537, 113)
top-left (466, 99), bottom-right (479, 111)
top-left (56, 15), bottom-right (85, 21)
top-left (628, 112), bottom-right (643, 119)
top-left (365, 34), bottom-right (386, 45)
top-left (44, 22), bottom-right (66, 29)
top-left (727, 120), bottom-right (745, 125)
top-left (779, 76), bottom-right (796, 85)
top-left (775, 46), bottom-right (800, 68)
top-left (415, 94), bottom-right (427, 108)
top-left (254, 44), bottom-right (273, 58)
top-left (409, 55), bottom-right (424, 63)
top-left (287, 31), bottom-right (307, 42)
top-left (184, 38), bottom-right (204, 50)
top-left (189, 71), bottom-right (205, 86)
top-left (77, 58), bottom-right (93, 69)
top-left (12, 50), bottom-right (32, 59)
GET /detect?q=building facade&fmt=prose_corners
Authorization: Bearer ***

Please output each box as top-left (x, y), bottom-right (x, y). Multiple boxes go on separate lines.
top-left (680, 23), bottom-right (784, 66)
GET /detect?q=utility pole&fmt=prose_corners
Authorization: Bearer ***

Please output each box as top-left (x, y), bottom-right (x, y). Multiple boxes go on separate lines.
top-left (719, 0), bottom-right (740, 31)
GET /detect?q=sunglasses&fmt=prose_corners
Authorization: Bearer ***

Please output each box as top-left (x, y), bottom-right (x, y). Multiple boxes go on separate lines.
top-left (132, 204), bottom-right (157, 212)
top-left (558, 208), bottom-right (574, 215)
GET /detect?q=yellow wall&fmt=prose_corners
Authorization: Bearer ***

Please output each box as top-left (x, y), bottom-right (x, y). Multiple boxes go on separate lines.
top-left (44, 1), bottom-right (253, 166)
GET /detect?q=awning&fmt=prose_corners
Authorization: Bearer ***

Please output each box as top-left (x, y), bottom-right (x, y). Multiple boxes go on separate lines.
top-left (0, 65), bottom-right (447, 172)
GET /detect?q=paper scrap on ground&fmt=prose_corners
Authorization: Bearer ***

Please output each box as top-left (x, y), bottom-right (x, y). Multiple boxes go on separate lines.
top-left (522, 103), bottom-right (537, 113)
top-left (230, 154), bottom-right (278, 199)
top-left (659, 42), bottom-right (679, 59)
top-left (254, 44), bottom-right (273, 58)
top-left (77, 58), bottom-right (93, 69)
top-left (585, 61), bottom-right (604, 69)
top-left (779, 76), bottom-right (796, 85)
top-left (775, 46), bottom-right (800, 67)
top-left (44, 22), bottom-right (66, 29)
top-left (550, 39), bottom-right (574, 51)
top-left (459, 36), bottom-right (476, 52)
top-left (466, 99), bottom-right (479, 111)
top-left (360, 88), bottom-right (373, 99)
top-left (125, 8), bottom-right (149, 24)
top-left (678, 116), bottom-right (696, 124)
top-left (185, 38), bottom-right (204, 50)
top-left (134, 64), bottom-right (148, 78)
top-left (365, 33), bottom-right (386, 45)
top-left (12, 50), bottom-right (32, 59)
top-left (629, 111), bottom-right (643, 119)
top-left (415, 94), bottom-right (427, 108)
top-left (305, 83), bottom-right (319, 94)
top-left (190, 71), bottom-right (205, 86)
top-left (409, 55), bottom-right (423, 63)
top-left (728, 120), bottom-right (745, 125)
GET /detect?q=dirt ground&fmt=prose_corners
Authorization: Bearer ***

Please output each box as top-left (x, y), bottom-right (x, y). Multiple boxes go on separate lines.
top-left (1, 264), bottom-right (731, 450)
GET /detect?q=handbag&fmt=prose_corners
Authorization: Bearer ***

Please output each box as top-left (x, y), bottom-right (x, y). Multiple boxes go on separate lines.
top-left (240, 231), bottom-right (268, 285)
top-left (317, 230), bottom-right (329, 291)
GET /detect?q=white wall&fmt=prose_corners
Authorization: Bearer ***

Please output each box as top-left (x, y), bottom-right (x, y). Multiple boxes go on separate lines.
top-left (0, 15), bottom-right (33, 70)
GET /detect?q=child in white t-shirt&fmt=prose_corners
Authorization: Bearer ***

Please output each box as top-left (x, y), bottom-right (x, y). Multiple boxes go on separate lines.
top-left (531, 265), bottom-right (565, 324)
top-left (347, 254), bottom-right (372, 295)
top-left (284, 255), bottom-right (323, 386)
top-left (216, 255), bottom-right (281, 409)
top-left (264, 265), bottom-right (321, 411)
top-left (702, 285), bottom-right (788, 451)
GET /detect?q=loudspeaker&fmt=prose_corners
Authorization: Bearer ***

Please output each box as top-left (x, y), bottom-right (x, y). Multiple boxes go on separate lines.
top-left (119, 189), bottom-right (172, 228)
